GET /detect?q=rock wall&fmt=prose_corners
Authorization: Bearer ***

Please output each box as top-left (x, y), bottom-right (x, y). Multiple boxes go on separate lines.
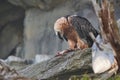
top-left (0, 0), bottom-right (25, 59)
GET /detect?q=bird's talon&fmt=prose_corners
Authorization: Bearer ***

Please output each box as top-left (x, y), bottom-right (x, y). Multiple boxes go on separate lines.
top-left (55, 52), bottom-right (64, 57)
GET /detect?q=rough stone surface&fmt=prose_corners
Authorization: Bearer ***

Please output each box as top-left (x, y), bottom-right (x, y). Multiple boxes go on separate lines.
top-left (8, 0), bottom-right (66, 10)
top-left (0, 0), bottom-right (25, 59)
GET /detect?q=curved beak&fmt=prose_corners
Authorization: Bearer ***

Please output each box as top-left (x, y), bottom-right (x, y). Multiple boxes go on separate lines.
top-left (56, 32), bottom-right (64, 40)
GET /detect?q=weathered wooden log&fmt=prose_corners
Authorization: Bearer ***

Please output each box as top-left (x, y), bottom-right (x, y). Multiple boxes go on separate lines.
top-left (1, 48), bottom-right (118, 80)
top-left (15, 48), bottom-right (115, 80)
top-left (18, 49), bottom-right (92, 80)
top-left (0, 60), bottom-right (32, 80)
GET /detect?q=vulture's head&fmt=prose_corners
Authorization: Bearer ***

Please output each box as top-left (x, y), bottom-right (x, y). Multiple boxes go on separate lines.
top-left (54, 17), bottom-right (69, 41)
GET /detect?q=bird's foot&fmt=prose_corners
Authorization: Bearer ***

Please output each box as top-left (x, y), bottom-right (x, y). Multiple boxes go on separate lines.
top-left (55, 49), bottom-right (74, 57)
top-left (55, 48), bottom-right (81, 57)
top-left (74, 48), bottom-right (81, 51)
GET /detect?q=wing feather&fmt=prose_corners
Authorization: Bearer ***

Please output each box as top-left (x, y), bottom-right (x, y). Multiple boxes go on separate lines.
top-left (67, 15), bottom-right (98, 47)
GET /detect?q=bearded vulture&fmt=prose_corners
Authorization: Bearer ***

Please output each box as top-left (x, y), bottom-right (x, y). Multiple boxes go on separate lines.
top-left (54, 15), bottom-right (98, 56)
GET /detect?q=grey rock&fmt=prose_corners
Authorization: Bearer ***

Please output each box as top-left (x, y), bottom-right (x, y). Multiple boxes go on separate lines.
top-left (0, 0), bottom-right (25, 59)
top-left (8, 0), bottom-right (66, 10)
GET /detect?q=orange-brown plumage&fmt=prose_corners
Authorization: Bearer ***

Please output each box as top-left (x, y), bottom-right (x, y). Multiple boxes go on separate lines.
top-left (54, 15), bottom-right (98, 56)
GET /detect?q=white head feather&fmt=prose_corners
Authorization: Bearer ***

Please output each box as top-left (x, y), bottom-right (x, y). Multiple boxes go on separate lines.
top-left (54, 17), bottom-right (67, 36)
